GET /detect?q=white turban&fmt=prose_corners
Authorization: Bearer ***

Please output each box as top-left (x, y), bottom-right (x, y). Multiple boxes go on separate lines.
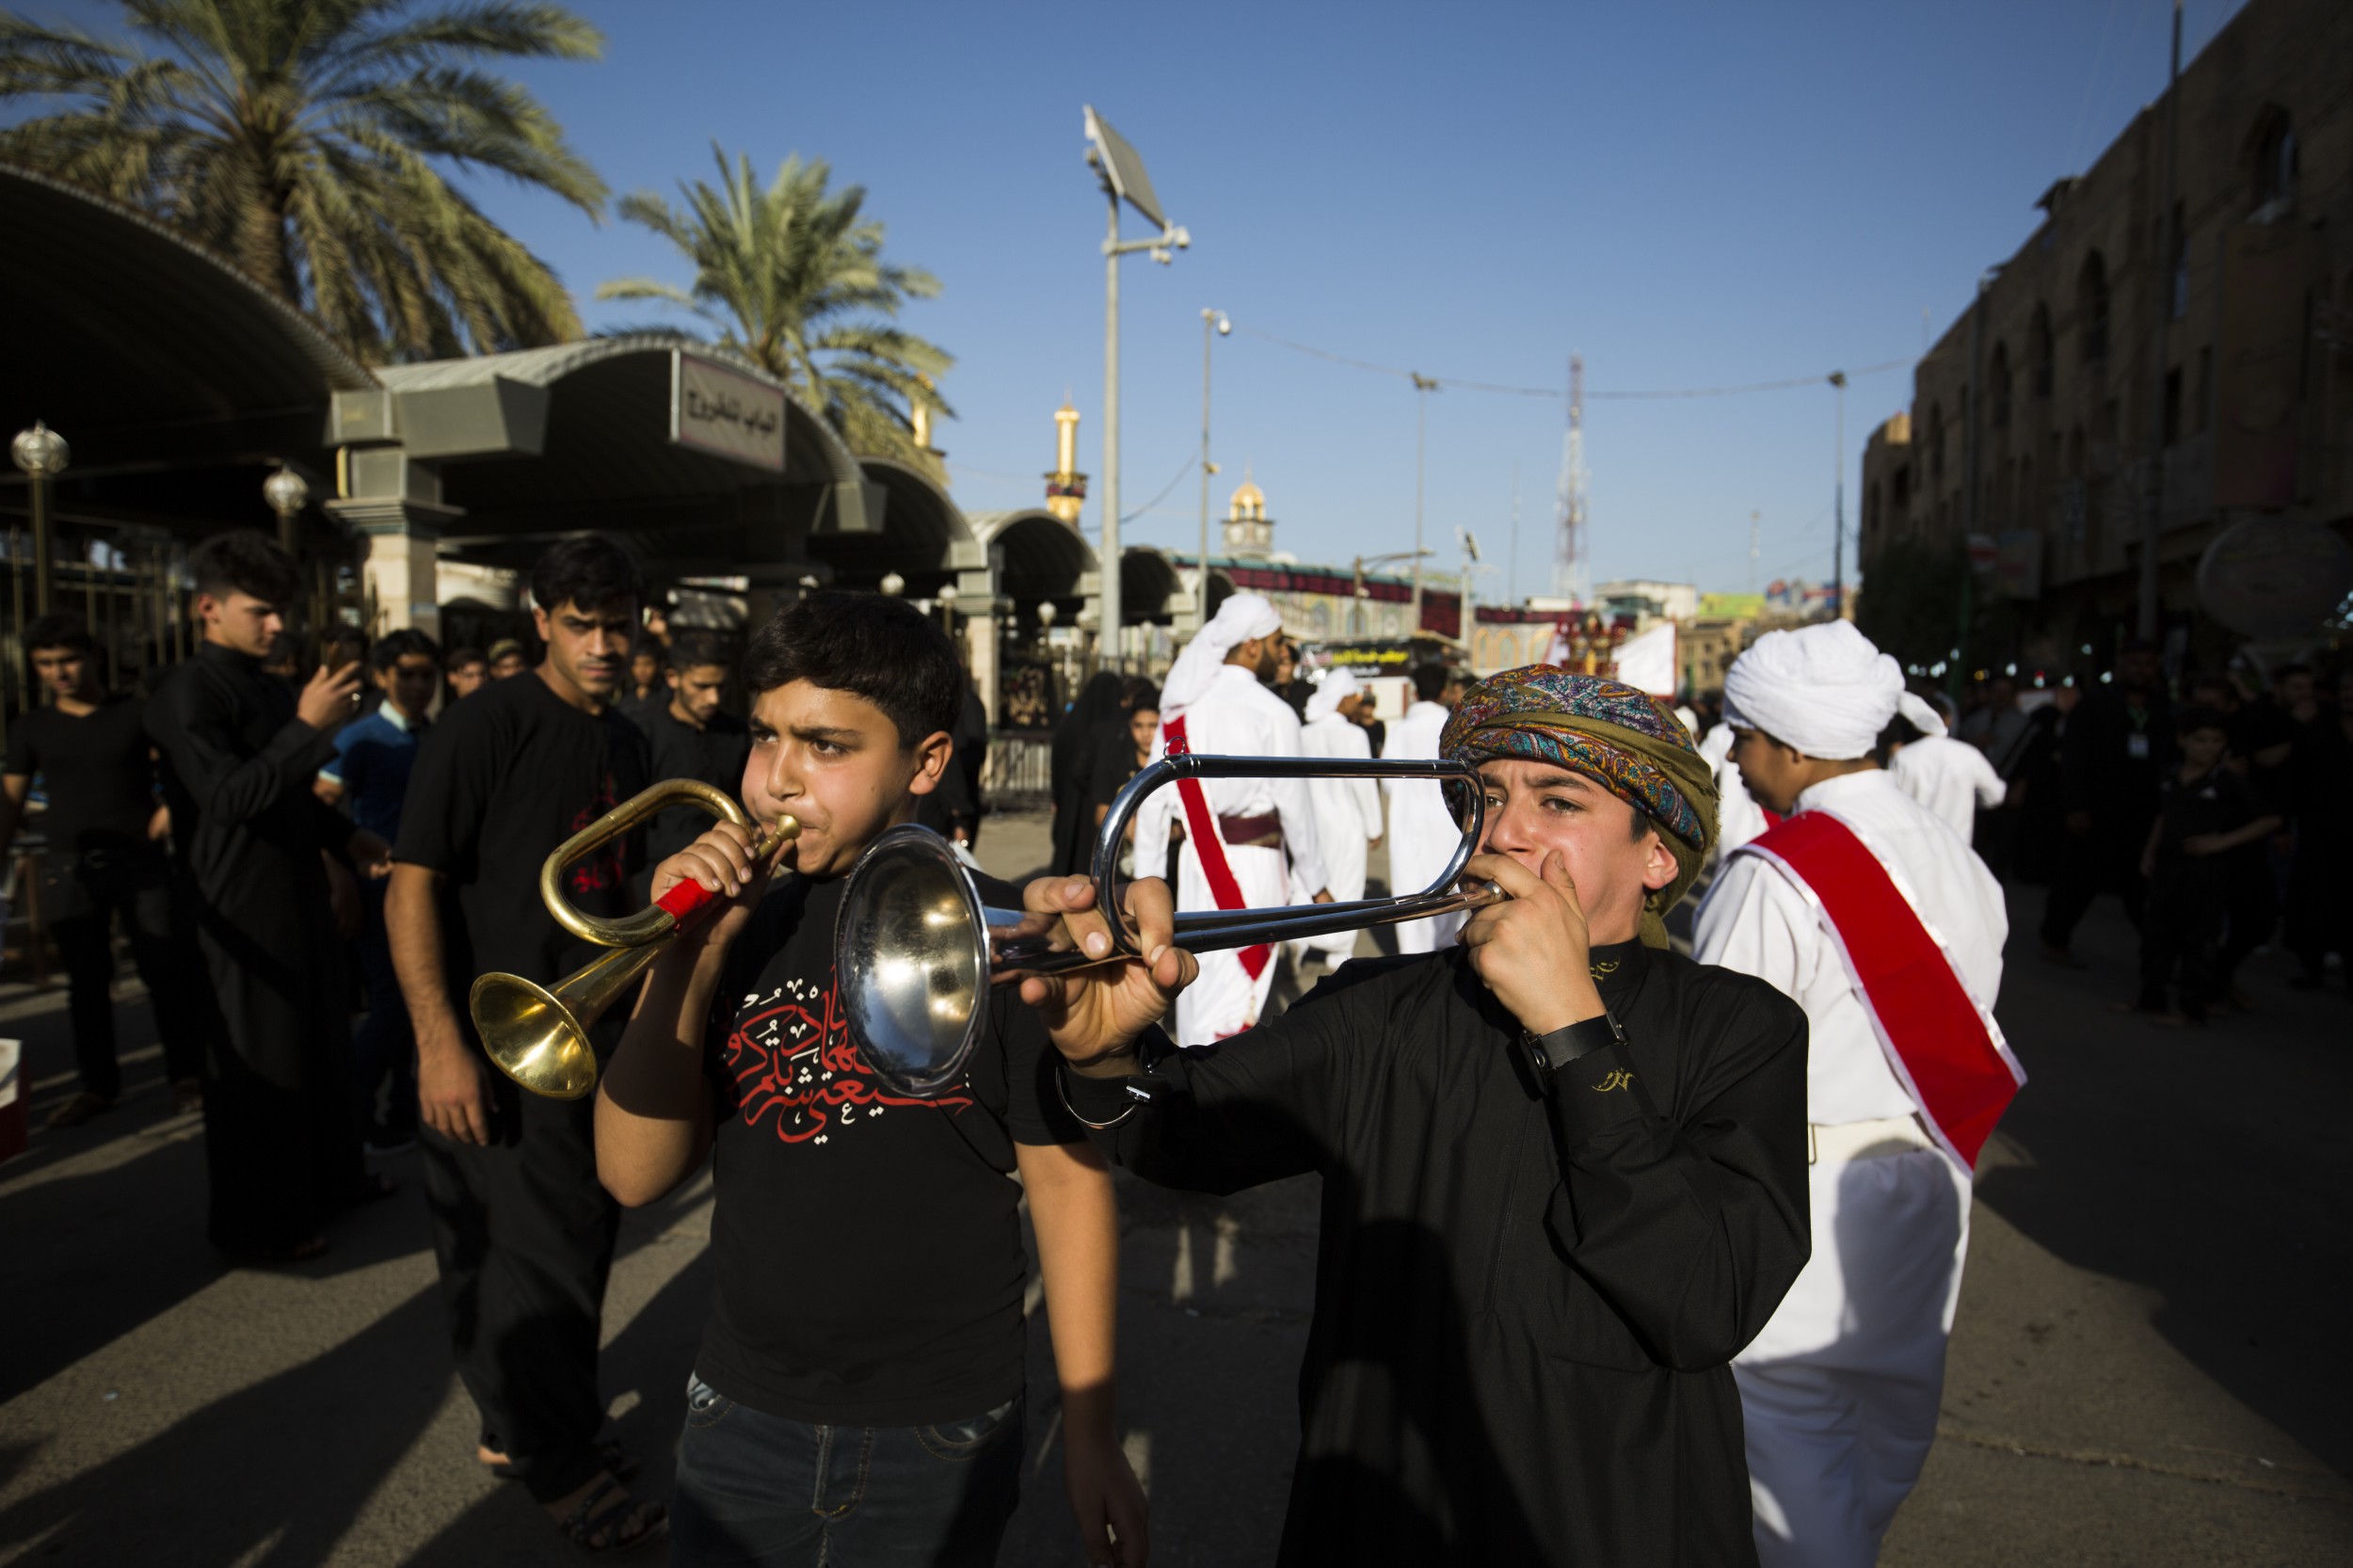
top-left (1897, 691), bottom-right (1948, 739)
top-left (1305, 666), bottom-right (1362, 723)
top-left (1159, 592), bottom-right (1283, 720)
top-left (1722, 621), bottom-right (1903, 760)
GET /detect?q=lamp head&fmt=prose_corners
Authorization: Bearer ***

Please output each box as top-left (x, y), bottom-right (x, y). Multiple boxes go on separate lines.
top-left (263, 465), bottom-right (310, 518)
top-left (11, 422), bottom-right (69, 478)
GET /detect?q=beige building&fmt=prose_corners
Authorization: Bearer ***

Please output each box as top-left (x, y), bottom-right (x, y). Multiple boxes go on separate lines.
top-left (1859, 0), bottom-right (2353, 671)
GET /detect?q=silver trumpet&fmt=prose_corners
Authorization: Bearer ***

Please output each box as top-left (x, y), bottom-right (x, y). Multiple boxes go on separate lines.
top-left (835, 754), bottom-right (1508, 1096)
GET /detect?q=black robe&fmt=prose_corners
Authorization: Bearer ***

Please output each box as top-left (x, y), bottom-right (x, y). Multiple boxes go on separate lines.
top-left (1063, 939), bottom-right (1811, 1567)
top-left (148, 641), bottom-right (362, 1252)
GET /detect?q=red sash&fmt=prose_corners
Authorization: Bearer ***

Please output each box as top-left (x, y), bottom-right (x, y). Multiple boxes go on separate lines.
top-left (1161, 715), bottom-right (1273, 980)
top-left (1735, 809), bottom-right (2023, 1170)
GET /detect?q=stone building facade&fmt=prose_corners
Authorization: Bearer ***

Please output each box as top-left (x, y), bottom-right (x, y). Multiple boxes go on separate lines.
top-left (1859, 0), bottom-right (2353, 671)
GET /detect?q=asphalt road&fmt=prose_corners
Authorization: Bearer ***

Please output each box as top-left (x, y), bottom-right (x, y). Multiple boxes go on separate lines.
top-left (0, 809), bottom-right (2345, 1565)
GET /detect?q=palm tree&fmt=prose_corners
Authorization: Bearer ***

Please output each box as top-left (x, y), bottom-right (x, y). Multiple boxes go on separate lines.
top-left (600, 145), bottom-right (952, 469)
top-left (0, 0), bottom-right (607, 360)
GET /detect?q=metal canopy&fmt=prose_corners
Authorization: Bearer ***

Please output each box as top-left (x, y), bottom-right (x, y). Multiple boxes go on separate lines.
top-left (0, 165), bottom-right (373, 541)
top-left (355, 336), bottom-right (882, 578)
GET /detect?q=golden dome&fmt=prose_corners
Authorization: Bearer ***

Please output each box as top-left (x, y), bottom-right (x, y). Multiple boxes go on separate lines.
top-left (1227, 474), bottom-right (1266, 522)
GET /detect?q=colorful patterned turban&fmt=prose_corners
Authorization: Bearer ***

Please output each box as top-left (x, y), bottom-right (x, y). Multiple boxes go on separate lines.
top-left (1441, 666), bottom-right (1720, 948)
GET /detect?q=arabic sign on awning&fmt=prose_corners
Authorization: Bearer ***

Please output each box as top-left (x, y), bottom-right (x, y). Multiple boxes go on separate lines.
top-left (670, 350), bottom-right (785, 472)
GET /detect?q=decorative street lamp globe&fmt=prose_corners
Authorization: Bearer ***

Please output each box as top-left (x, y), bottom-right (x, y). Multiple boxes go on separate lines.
top-left (263, 465), bottom-right (309, 519)
top-left (10, 422), bottom-right (69, 478)
top-left (1037, 600), bottom-right (1058, 628)
top-left (880, 571), bottom-right (906, 597)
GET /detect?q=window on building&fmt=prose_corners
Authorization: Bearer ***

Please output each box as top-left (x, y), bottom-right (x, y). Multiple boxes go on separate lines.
top-left (2163, 366), bottom-right (2184, 447)
top-left (2030, 304), bottom-right (2055, 396)
top-left (2251, 109), bottom-right (2297, 213)
top-left (2169, 200), bottom-right (2189, 320)
top-left (1990, 343), bottom-right (2012, 430)
top-left (2079, 251), bottom-right (2109, 363)
top-left (1893, 464), bottom-right (1912, 512)
top-left (1929, 403), bottom-right (1945, 481)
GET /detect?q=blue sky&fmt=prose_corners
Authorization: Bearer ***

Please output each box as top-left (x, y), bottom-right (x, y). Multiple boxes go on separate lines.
top-left (38, 0), bottom-right (2254, 598)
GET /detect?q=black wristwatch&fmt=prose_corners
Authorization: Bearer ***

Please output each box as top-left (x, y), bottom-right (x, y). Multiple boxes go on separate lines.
top-left (1518, 1011), bottom-right (1625, 1086)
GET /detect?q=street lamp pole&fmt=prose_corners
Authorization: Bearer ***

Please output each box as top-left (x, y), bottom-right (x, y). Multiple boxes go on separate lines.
top-left (1198, 308), bottom-right (1228, 628)
top-left (1829, 371), bottom-right (1848, 617)
top-left (1083, 106), bottom-right (1187, 671)
top-left (1102, 193), bottom-right (1123, 665)
top-left (10, 422), bottom-right (69, 614)
top-left (1411, 374), bottom-right (1437, 631)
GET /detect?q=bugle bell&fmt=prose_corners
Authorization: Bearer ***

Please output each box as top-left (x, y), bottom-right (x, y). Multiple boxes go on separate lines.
top-left (470, 778), bottom-right (798, 1100)
top-left (833, 754), bottom-right (1507, 1095)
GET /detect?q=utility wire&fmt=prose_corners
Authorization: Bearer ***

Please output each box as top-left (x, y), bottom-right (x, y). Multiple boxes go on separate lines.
top-left (1122, 455), bottom-right (1198, 523)
top-left (1233, 323), bottom-right (1917, 402)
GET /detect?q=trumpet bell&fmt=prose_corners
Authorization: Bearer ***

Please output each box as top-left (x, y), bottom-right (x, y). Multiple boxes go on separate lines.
top-left (470, 972), bottom-right (600, 1101)
top-left (834, 826), bottom-right (989, 1096)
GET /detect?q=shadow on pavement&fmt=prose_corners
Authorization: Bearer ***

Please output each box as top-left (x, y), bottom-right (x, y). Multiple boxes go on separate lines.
top-left (1969, 886), bottom-right (2353, 1480)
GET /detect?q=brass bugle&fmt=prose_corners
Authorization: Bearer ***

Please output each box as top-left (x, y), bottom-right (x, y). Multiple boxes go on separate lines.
top-left (471, 778), bottom-right (798, 1100)
top-left (834, 755), bottom-right (1504, 1098)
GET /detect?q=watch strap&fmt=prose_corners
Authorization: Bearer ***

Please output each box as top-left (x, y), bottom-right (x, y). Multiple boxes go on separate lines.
top-left (1521, 1011), bottom-right (1625, 1083)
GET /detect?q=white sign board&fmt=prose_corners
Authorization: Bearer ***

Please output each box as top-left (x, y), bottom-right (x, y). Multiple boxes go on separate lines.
top-left (1613, 621), bottom-right (1678, 696)
top-left (671, 351), bottom-right (786, 472)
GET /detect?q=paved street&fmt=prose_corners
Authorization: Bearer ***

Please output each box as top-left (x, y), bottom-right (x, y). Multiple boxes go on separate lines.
top-left (0, 808), bottom-right (2347, 1565)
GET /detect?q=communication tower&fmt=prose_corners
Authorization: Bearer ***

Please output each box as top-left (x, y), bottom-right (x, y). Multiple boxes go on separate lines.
top-left (1554, 354), bottom-right (1590, 604)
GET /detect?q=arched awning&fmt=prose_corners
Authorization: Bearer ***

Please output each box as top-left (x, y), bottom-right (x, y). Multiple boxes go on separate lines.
top-left (817, 456), bottom-right (984, 596)
top-left (362, 335), bottom-right (878, 579)
top-left (0, 164), bottom-right (373, 542)
top-left (968, 508), bottom-right (1098, 610)
top-left (1120, 546), bottom-right (1187, 625)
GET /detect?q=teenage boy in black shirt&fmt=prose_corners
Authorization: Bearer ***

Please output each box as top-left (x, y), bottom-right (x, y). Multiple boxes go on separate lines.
top-left (639, 630), bottom-right (750, 874)
top-left (2129, 708), bottom-right (2281, 1024)
top-left (0, 612), bottom-right (210, 1126)
top-left (598, 592), bottom-right (1145, 1568)
top-left (389, 538), bottom-right (660, 1551)
top-left (146, 531), bottom-right (388, 1260)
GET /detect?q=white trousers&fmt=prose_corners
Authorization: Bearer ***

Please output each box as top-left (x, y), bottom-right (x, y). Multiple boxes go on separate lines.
top-left (1174, 841), bottom-right (1287, 1046)
top-left (1735, 1147), bottom-right (1972, 1568)
top-left (1289, 830), bottom-right (1368, 966)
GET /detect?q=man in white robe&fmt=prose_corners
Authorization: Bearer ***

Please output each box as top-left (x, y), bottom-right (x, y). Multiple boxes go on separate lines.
top-left (1132, 594), bottom-right (1329, 1045)
top-left (1702, 721), bottom-right (1769, 857)
top-left (1888, 692), bottom-right (2010, 847)
top-left (1693, 621), bottom-right (2015, 1568)
top-left (1290, 668), bottom-right (1382, 968)
top-left (1380, 663), bottom-right (1465, 953)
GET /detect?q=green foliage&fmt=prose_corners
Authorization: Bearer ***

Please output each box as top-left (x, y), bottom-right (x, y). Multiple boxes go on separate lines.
top-left (600, 145), bottom-right (952, 468)
top-left (0, 0), bottom-right (606, 360)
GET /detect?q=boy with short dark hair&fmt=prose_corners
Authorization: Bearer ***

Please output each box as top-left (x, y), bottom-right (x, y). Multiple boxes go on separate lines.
top-left (1, 612), bottom-right (210, 1125)
top-left (443, 645), bottom-right (488, 702)
top-left (2131, 708), bottom-right (2281, 1024)
top-left (597, 591), bottom-right (1144, 1568)
top-left (147, 529), bottom-right (387, 1259)
top-left (390, 538), bottom-right (659, 1548)
top-left (319, 626), bottom-right (442, 1149)
top-left (638, 630), bottom-right (750, 874)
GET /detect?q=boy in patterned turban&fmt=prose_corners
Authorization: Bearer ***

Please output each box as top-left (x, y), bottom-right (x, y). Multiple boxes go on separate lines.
top-left (1010, 667), bottom-right (1813, 1567)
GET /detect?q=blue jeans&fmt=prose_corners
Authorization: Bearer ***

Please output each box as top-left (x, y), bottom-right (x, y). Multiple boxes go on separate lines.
top-left (668, 1374), bottom-right (1024, 1567)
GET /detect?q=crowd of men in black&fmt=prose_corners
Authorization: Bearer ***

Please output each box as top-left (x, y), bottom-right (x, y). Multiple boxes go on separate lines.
top-left (1931, 640), bottom-right (2346, 1021)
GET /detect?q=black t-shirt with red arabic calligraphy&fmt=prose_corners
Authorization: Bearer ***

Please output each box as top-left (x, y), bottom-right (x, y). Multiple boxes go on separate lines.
top-left (394, 670), bottom-right (648, 1032)
top-left (696, 864), bottom-right (1085, 1425)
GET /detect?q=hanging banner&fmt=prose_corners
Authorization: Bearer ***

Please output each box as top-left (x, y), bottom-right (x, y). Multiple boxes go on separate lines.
top-left (1613, 621), bottom-right (1678, 696)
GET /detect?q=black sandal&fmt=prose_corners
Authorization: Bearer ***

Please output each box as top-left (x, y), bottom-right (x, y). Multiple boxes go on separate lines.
top-left (557, 1475), bottom-right (664, 1554)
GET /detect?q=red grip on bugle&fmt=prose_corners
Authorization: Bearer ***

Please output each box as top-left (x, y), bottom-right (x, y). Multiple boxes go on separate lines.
top-left (655, 875), bottom-right (720, 925)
